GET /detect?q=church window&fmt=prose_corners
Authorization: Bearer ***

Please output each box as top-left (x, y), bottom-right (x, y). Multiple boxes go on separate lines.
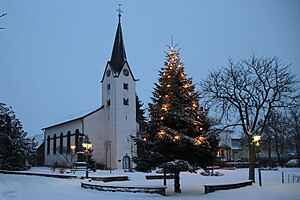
top-left (59, 133), bottom-right (63, 154)
top-left (123, 98), bottom-right (129, 106)
top-left (67, 131), bottom-right (71, 153)
top-left (107, 84), bottom-right (110, 90)
top-left (47, 135), bottom-right (50, 155)
top-left (122, 155), bottom-right (130, 169)
top-left (75, 130), bottom-right (79, 152)
top-left (107, 99), bottom-right (111, 106)
top-left (123, 83), bottom-right (128, 90)
top-left (53, 134), bottom-right (57, 154)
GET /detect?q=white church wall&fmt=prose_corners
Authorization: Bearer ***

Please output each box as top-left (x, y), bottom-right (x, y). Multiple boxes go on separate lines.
top-left (44, 119), bottom-right (82, 167)
top-left (114, 63), bottom-right (137, 169)
top-left (102, 65), bottom-right (118, 169)
top-left (83, 109), bottom-right (107, 166)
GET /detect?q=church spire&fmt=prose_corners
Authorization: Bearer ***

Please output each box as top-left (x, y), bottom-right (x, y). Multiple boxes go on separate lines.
top-left (109, 6), bottom-right (127, 75)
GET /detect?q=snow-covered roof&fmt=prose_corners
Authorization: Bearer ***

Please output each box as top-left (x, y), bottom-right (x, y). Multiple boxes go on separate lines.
top-left (43, 106), bottom-right (103, 130)
top-left (30, 133), bottom-right (44, 148)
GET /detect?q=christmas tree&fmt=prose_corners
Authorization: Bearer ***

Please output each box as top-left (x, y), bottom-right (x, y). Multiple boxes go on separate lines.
top-left (133, 45), bottom-right (219, 193)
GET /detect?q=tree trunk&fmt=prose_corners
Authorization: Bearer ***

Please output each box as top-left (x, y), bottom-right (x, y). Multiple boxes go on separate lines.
top-left (276, 152), bottom-right (282, 167)
top-left (174, 167), bottom-right (181, 193)
top-left (268, 137), bottom-right (272, 168)
top-left (248, 137), bottom-right (255, 182)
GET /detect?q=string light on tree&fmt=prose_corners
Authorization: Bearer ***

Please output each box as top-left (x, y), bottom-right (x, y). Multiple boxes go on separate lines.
top-left (133, 44), bottom-right (218, 194)
top-left (194, 136), bottom-right (205, 145)
top-left (173, 135), bottom-right (181, 142)
top-left (158, 130), bottom-right (166, 139)
top-left (162, 103), bottom-right (170, 111)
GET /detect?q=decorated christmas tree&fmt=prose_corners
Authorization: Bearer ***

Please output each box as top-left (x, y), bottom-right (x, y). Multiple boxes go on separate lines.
top-left (133, 45), bottom-right (219, 193)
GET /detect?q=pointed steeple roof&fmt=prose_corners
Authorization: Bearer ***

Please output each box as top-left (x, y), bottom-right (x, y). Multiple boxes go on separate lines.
top-left (109, 14), bottom-right (127, 74)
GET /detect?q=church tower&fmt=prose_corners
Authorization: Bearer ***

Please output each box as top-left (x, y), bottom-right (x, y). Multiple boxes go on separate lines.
top-left (101, 12), bottom-right (137, 170)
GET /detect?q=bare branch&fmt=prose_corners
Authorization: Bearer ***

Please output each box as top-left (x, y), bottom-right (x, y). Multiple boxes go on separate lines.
top-left (0, 13), bottom-right (7, 18)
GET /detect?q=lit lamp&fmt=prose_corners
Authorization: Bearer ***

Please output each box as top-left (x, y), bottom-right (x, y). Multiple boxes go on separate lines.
top-left (71, 145), bottom-right (76, 152)
top-left (70, 145), bottom-right (76, 169)
top-left (252, 135), bottom-right (262, 186)
top-left (82, 143), bottom-right (93, 150)
top-left (82, 142), bottom-right (92, 178)
top-left (253, 135), bottom-right (261, 146)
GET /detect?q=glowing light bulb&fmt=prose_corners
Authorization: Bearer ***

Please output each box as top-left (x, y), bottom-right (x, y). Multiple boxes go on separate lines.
top-left (173, 135), bottom-right (180, 142)
top-left (162, 104), bottom-right (170, 111)
top-left (158, 130), bottom-right (166, 139)
top-left (195, 136), bottom-right (205, 145)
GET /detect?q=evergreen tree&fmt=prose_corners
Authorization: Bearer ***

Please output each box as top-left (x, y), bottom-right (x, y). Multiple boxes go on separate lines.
top-left (133, 45), bottom-right (219, 193)
top-left (136, 95), bottom-right (147, 134)
top-left (0, 103), bottom-right (36, 170)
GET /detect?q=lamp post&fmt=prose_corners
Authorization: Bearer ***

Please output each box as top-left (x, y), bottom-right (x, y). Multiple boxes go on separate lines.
top-left (70, 145), bottom-right (76, 168)
top-left (82, 142), bottom-right (92, 178)
top-left (253, 135), bottom-right (262, 186)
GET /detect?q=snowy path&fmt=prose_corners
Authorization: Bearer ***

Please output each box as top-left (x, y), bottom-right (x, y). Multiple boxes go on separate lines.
top-left (0, 168), bottom-right (300, 200)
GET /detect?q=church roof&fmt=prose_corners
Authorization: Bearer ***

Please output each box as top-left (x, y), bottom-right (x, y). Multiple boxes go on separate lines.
top-left (109, 14), bottom-right (127, 75)
top-left (42, 106), bottom-right (103, 130)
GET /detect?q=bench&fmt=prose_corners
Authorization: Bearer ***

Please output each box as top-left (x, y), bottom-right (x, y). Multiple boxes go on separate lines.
top-left (204, 180), bottom-right (253, 194)
top-left (145, 174), bottom-right (174, 180)
top-left (81, 182), bottom-right (167, 196)
top-left (91, 176), bottom-right (129, 182)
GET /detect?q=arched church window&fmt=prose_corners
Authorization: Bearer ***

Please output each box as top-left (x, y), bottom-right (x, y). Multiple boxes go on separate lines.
top-left (122, 155), bottom-right (130, 169)
top-left (53, 134), bottom-right (57, 154)
top-left (75, 129), bottom-right (79, 152)
top-left (47, 135), bottom-right (50, 155)
top-left (59, 132), bottom-right (63, 154)
top-left (67, 131), bottom-right (71, 153)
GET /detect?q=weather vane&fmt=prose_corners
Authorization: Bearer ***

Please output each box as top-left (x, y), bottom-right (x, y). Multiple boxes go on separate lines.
top-left (116, 4), bottom-right (123, 16)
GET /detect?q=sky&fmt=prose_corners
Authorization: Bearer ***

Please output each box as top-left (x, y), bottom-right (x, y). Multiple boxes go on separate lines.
top-left (1, 0), bottom-right (299, 137)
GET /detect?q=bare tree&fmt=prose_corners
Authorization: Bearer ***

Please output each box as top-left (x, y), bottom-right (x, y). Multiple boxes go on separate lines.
top-left (0, 13), bottom-right (7, 30)
top-left (264, 110), bottom-right (290, 166)
top-left (289, 108), bottom-right (300, 158)
top-left (200, 55), bottom-right (299, 181)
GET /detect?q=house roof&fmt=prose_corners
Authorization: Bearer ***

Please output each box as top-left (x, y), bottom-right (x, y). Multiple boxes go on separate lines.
top-left (42, 106), bottom-right (103, 130)
top-left (30, 133), bottom-right (44, 148)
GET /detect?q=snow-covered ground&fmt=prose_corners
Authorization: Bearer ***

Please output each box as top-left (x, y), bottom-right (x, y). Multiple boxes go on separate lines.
top-left (0, 167), bottom-right (299, 200)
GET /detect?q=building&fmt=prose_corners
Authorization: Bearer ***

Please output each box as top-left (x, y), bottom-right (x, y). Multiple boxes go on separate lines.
top-left (43, 13), bottom-right (137, 170)
top-left (216, 130), bottom-right (233, 162)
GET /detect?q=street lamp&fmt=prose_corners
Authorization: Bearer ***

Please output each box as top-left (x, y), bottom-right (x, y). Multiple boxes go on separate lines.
top-left (71, 145), bottom-right (76, 152)
top-left (70, 145), bottom-right (76, 168)
top-left (82, 142), bottom-right (92, 178)
top-left (82, 143), bottom-right (93, 150)
top-left (253, 135), bottom-right (261, 146)
top-left (252, 135), bottom-right (262, 186)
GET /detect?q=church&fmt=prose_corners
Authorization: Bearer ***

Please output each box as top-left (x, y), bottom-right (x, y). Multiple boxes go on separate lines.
top-left (43, 12), bottom-right (138, 170)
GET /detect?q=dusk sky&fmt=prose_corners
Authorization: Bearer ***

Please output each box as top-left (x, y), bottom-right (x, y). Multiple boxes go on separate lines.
top-left (1, 0), bottom-right (299, 137)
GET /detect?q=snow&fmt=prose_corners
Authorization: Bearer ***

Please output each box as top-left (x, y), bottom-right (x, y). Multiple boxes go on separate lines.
top-left (0, 168), bottom-right (299, 200)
